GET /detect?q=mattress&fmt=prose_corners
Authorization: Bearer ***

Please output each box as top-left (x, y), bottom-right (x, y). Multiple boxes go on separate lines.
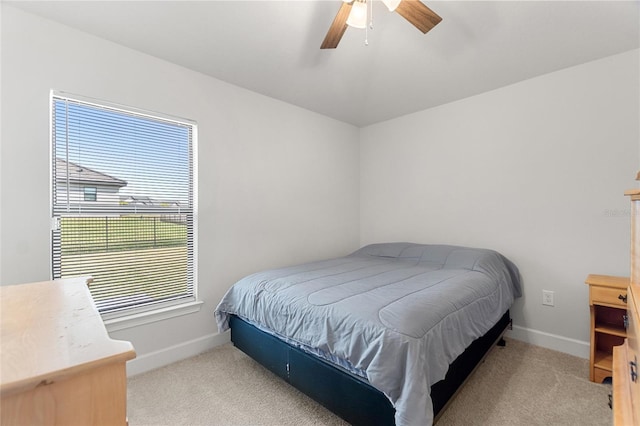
top-left (215, 242), bottom-right (521, 425)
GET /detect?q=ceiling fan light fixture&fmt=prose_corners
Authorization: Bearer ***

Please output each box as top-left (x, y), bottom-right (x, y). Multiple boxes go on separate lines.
top-left (321, 0), bottom-right (441, 49)
top-left (346, 0), bottom-right (367, 29)
top-left (381, 0), bottom-right (402, 12)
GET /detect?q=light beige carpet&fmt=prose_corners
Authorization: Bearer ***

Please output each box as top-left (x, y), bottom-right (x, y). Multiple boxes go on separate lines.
top-left (127, 338), bottom-right (611, 425)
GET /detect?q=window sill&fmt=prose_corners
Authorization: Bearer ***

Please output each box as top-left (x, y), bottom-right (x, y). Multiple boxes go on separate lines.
top-left (103, 300), bottom-right (203, 333)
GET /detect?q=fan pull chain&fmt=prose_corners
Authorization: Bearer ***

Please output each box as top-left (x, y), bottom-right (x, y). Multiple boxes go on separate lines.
top-left (364, 0), bottom-right (373, 46)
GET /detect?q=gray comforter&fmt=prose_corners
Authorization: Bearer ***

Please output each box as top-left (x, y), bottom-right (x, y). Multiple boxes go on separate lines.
top-left (215, 243), bottom-right (521, 426)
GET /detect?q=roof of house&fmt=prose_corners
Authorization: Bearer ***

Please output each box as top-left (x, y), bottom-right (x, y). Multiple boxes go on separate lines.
top-left (55, 158), bottom-right (127, 188)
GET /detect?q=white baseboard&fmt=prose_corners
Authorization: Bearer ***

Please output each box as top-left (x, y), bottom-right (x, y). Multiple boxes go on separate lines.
top-left (505, 325), bottom-right (589, 359)
top-left (126, 331), bottom-right (231, 377)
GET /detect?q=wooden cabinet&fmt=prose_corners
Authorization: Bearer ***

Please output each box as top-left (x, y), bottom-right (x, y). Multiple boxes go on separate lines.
top-left (585, 274), bottom-right (629, 383)
top-left (614, 188), bottom-right (640, 425)
top-left (0, 277), bottom-right (136, 425)
top-left (612, 287), bottom-right (638, 424)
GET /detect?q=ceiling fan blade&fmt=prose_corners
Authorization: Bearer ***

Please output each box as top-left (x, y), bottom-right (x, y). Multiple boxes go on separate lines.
top-left (321, 2), bottom-right (353, 49)
top-left (395, 0), bottom-right (442, 34)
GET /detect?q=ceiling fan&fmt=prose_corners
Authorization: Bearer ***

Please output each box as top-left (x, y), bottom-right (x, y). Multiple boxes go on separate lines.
top-left (321, 0), bottom-right (442, 49)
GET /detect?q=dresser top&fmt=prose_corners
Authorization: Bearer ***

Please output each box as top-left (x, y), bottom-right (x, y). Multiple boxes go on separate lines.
top-left (585, 274), bottom-right (629, 290)
top-left (0, 277), bottom-right (135, 396)
top-left (625, 188), bottom-right (640, 199)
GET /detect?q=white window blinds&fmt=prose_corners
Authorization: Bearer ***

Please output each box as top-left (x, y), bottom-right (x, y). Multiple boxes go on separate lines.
top-left (51, 93), bottom-right (196, 316)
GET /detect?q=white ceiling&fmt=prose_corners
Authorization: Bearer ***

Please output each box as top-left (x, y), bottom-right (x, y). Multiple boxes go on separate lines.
top-left (9, 0), bottom-right (640, 126)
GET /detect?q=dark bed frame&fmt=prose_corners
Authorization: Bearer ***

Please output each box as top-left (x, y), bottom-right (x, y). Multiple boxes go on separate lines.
top-left (229, 310), bottom-right (511, 425)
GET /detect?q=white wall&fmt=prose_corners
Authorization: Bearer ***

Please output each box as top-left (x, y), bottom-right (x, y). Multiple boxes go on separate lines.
top-left (360, 49), bottom-right (640, 357)
top-left (0, 5), bottom-right (360, 373)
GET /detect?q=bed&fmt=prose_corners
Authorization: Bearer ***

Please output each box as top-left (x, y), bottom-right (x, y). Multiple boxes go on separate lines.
top-left (215, 242), bottom-right (522, 425)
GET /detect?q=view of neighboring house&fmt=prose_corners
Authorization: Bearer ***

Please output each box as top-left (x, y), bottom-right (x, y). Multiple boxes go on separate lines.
top-left (119, 195), bottom-right (183, 208)
top-left (55, 158), bottom-right (127, 204)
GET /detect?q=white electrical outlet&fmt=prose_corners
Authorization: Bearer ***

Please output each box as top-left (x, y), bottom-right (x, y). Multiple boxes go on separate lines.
top-left (542, 290), bottom-right (554, 306)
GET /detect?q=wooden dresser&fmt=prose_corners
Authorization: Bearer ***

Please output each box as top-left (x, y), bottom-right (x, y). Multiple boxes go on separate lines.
top-left (613, 187), bottom-right (640, 424)
top-left (0, 277), bottom-right (136, 425)
top-left (585, 274), bottom-right (629, 383)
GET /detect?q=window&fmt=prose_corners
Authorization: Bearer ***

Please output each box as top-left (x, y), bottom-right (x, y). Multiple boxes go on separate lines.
top-left (51, 92), bottom-right (197, 319)
top-left (83, 186), bottom-right (97, 201)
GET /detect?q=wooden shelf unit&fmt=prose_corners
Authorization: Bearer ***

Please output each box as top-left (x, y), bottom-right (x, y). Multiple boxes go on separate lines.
top-left (0, 277), bottom-right (136, 425)
top-left (585, 274), bottom-right (629, 383)
top-left (594, 323), bottom-right (627, 338)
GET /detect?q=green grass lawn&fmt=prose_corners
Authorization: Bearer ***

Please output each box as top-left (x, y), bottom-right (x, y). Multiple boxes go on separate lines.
top-left (59, 216), bottom-right (191, 310)
top-left (61, 246), bottom-right (189, 304)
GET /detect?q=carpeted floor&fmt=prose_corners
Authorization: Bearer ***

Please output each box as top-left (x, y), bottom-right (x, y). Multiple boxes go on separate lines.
top-left (127, 338), bottom-right (612, 425)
